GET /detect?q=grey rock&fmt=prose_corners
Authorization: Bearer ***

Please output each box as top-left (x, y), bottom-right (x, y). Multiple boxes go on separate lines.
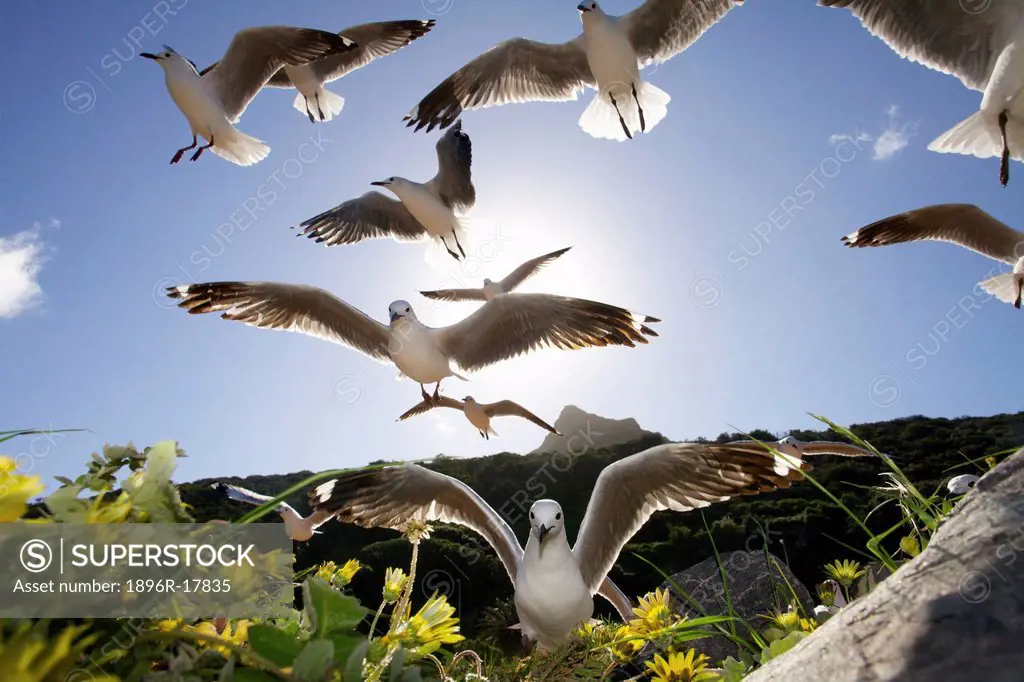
top-left (745, 448), bottom-right (1024, 682)
top-left (660, 550), bottom-right (814, 664)
top-left (531, 405), bottom-right (656, 454)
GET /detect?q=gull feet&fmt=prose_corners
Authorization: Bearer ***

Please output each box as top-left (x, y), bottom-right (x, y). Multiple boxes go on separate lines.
top-left (170, 136), bottom-right (198, 164)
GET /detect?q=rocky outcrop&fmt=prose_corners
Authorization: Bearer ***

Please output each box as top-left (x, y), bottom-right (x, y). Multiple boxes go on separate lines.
top-left (660, 550), bottom-right (814, 663)
top-left (531, 405), bottom-right (655, 454)
top-left (745, 449), bottom-right (1024, 682)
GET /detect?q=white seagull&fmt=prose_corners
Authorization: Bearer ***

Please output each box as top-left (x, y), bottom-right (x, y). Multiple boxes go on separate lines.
top-left (728, 435), bottom-right (877, 458)
top-left (420, 247), bottom-right (572, 303)
top-left (946, 473), bottom-right (980, 495)
top-left (166, 282), bottom-right (660, 401)
top-left (820, 0), bottom-right (1024, 186)
top-left (211, 482), bottom-right (334, 541)
top-left (841, 203), bottom-right (1024, 309)
top-left (293, 120), bottom-right (474, 262)
top-left (141, 26), bottom-right (356, 166)
top-left (398, 395), bottom-right (562, 440)
top-left (309, 439), bottom-right (868, 650)
top-left (263, 20), bottom-right (436, 123)
top-left (404, 0), bottom-right (744, 141)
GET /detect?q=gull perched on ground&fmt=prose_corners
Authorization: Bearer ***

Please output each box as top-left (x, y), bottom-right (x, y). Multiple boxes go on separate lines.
top-left (398, 395), bottom-right (561, 440)
top-left (309, 440), bottom-right (868, 650)
top-left (166, 282), bottom-right (659, 401)
top-left (947, 473), bottom-right (981, 496)
top-left (420, 247), bottom-right (572, 303)
top-left (841, 203), bottom-right (1024, 308)
top-left (819, 0), bottom-right (1024, 186)
top-left (293, 120), bottom-right (474, 262)
top-left (263, 20), bottom-right (436, 122)
top-left (404, 0), bottom-right (744, 141)
top-left (211, 482), bottom-right (334, 541)
top-left (141, 26), bottom-right (357, 166)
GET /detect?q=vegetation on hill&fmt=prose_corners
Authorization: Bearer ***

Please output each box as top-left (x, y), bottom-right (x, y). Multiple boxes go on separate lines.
top-left (1, 412), bottom-right (1019, 680)
top-left (179, 411), bottom-right (1024, 644)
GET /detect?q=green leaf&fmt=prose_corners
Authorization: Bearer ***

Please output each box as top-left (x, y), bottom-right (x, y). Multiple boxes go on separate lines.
top-left (327, 633), bottom-right (364, 666)
top-left (233, 670), bottom-right (279, 682)
top-left (716, 656), bottom-right (749, 682)
top-left (760, 630), bottom-right (810, 663)
top-left (247, 624), bottom-right (304, 668)
top-left (302, 578), bottom-right (370, 638)
top-left (218, 657), bottom-right (236, 682)
top-left (293, 640), bottom-right (335, 682)
top-left (344, 640), bottom-right (370, 681)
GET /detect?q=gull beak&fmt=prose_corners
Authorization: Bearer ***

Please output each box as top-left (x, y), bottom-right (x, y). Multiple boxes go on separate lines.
top-left (577, 3), bottom-right (591, 12)
top-left (536, 524), bottom-right (551, 543)
top-left (140, 52), bottom-right (160, 60)
top-left (370, 180), bottom-right (390, 187)
top-left (390, 310), bottom-right (401, 322)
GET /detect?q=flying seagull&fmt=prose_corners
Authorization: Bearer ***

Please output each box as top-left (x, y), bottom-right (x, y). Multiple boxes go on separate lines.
top-left (166, 282), bottom-right (660, 401)
top-left (404, 0), bottom-right (744, 141)
top-left (263, 20), bottom-right (436, 122)
top-left (946, 473), bottom-right (980, 496)
top-left (420, 247), bottom-right (572, 303)
top-left (728, 435), bottom-right (877, 458)
top-left (841, 204), bottom-right (1024, 308)
top-left (141, 26), bottom-right (357, 166)
top-left (398, 395), bottom-right (561, 440)
top-left (309, 440), bottom-right (868, 650)
top-left (819, 0), bottom-right (1024, 186)
top-left (293, 120), bottom-right (474, 261)
top-left (211, 482), bottom-right (334, 541)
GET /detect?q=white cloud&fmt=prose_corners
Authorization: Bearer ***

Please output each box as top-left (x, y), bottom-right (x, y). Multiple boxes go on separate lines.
top-left (0, 220), bottom-right (56, 320)
top-left (431, 411), bottom-right (457, 437)
top-left (828, 105), bottom-right (918, 162)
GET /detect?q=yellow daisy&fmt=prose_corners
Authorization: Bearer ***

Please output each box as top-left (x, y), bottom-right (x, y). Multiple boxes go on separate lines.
top-left (645, 649), bottom-right (713, 682)
top-left (0, 456), bottom-right (44, 522)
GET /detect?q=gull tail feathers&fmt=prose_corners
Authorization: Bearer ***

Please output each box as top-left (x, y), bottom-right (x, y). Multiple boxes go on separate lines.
top-left (293, 88), bottom-right (345, 122)
top-left (578, 81), bottom-right (670, 141)
top-left (928, 112), bottom-right (1006, 159)
top-left (209, 127), bottom-right (270, 167)
top-left (979, 272), bottom-right (1019, 305)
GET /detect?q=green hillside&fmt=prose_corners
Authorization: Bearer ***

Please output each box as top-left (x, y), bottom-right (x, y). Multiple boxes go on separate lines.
top-left (178, 411), bottom-right (1024, 641)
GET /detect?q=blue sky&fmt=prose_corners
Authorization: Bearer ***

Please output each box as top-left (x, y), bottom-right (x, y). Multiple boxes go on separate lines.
top-left (2, 1), bottom-right (1021, 491)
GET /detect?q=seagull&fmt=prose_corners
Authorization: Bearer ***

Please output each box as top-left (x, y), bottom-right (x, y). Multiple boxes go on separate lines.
top-left (728, 435), bottom-right (877, 458)
top-left (211, 482), bottom-right (334, 541)
top-left (840, 203), bottom-right (1024, 309)
top-left (264, 20), bottom-right (436, 123)
top-left (946, 473), bottom-right (980, 496)
top-left (819, 0), bottom-right (1024, 186)
top-left (403, 0), bottom-right (744, 141)
top-left (398, 395), bottom-right (561, 440)
top-left (420, 247), bottom-right (572, 303)
top-left (141, 26), bottom-right (357, 166)
top-left (309, 439), bottom-right (868, 650)
top-left (166, 282), bottom-right (660, 401)
top-left (293, 120), bottom-right (474, 262)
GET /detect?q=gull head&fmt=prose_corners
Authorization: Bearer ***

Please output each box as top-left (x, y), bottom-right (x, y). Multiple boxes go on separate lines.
top-left (389, 300), bottom-right (415, 324)
top-left (463, 396), bottom-right (476, 404)
top-left (482, 278), bottom-right (493, 285)
top-left (778, 436), bottom-right (801, 448)
top-left (370, 176), bottom-right (409, 194)
top-left (279, 508), bottom-right (313, 541)
top-left (529, 499), bottom-right (564, 544)
top-left (577, 1), bottom-right (600, 13)
top-left (140, 46), bottom-right (198, 75)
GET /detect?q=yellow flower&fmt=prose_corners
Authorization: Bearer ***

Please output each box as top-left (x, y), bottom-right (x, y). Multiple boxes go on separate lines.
top-left (645, 649), bottom-right (713, 682)
top-left (314, 558), bottom-right (362, 588)
top-left (629, 587), bottom-right (679, 636)
top-left (383, 567), bottom-right (408, 604)
top-left (816, 583), bottom-right (836, 607)
top-left (764, 608), bottom-right (817, 641)
top-left (393, 594), bottom-right (464, 656)
top-left (824, 559), bottom-right (866, 588)
top-left (402, 519), bottom-right (433, 544)
top-left (0, 621), bottom-right (119, 682)
top-left (985, 456), bottom-right (997, 470)
top-left (607, 624), bottom-right (645, 662)
top-left (0, 456), bottom-right (45, 522)
top-left (84, 491), bottom-right (134, 523)
top-left (337, 558), bottom-right (363, 587)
